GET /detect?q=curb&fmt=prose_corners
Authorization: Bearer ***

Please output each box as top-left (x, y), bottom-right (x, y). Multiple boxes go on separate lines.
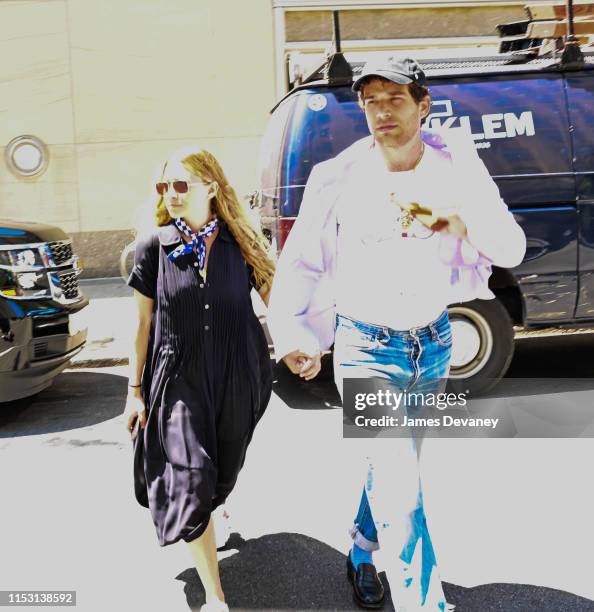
top-left (69, 357), bottom-right (129, 369)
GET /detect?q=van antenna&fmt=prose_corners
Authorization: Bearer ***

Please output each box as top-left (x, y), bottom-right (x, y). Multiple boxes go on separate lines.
top-left (561, 0), bottom-right (585, 64)
top-left (323, 11), bottom-right (353, 86)
top-left (298, 10), bottom-right (353, 86)
top-left (333, 11), bottom-right (342, 53)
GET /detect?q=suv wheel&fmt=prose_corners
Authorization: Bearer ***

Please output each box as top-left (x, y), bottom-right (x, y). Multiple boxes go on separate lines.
top-left (446, 299), bottom-right (515, 396)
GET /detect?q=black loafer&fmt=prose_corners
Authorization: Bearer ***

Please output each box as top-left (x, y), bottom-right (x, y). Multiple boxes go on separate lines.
top-left (346, 553), bottom-right (385, 609)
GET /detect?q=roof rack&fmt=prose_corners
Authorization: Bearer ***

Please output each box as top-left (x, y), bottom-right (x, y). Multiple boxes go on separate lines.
top-left (296, 3), bottom-right (593, 92)
top-left (497, 1), bottom-right (593, 63)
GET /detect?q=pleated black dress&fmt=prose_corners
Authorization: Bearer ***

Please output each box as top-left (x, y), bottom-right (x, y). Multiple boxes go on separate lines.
top-left (128, 222), bottom-right (272, 546)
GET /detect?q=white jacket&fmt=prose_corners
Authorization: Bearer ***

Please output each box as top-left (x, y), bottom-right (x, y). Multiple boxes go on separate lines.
top-left (267, 129), bottom-right (527, 361)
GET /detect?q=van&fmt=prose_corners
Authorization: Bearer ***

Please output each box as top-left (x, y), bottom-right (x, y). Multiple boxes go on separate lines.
top-left (257, 37), bottom-right (594, 395)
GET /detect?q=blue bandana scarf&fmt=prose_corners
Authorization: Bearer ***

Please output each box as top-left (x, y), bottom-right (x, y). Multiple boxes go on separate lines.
top-left (168, 217), bottom-right (219, 276)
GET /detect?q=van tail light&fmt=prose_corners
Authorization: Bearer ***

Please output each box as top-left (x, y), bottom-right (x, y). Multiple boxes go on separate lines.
top-left (277, 217), bottom-right (297, 252)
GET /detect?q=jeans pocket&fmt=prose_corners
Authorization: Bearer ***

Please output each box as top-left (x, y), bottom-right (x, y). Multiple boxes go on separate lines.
top-left (336, 318), bottom-right (376, 349)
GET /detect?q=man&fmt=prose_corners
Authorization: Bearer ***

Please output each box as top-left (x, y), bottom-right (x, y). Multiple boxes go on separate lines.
top-left (267, 58), bottom-right (526, 610)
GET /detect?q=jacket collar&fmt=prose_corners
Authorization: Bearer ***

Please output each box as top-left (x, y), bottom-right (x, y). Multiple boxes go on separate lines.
top-left (157, 220), bottom-right (234, 249)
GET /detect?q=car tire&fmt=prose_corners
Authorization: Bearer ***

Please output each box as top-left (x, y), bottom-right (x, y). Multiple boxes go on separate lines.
top-left (446, 298), bottom-right (515, 396)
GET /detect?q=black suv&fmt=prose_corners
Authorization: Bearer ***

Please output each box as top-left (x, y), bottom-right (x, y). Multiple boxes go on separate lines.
top-left (0, 219), bottom-right (88, 402)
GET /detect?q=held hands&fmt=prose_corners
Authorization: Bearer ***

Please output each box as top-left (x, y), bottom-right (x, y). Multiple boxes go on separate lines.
top-left (124, 387), bottom-right (147, 435)
top-left (283, 350), bottom-right (322, 381)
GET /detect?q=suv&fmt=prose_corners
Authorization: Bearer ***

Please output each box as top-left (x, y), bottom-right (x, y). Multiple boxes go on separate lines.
top-left (257, 37), bottom-right (594, 394)
top-left (0, 219), bottom-right (88, 402)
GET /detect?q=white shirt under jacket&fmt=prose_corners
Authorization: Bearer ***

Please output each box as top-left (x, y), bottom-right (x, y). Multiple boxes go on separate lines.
top-left (267, 128), bottom-right (527, 361)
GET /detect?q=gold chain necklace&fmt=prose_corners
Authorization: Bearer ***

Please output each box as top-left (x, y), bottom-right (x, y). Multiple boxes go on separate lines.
top-left (411, 142), bottom-right (425, 170)
top-left (388, 144), bottom-right (425, 232)
top-left (399, 209), bottom-right (414, 231)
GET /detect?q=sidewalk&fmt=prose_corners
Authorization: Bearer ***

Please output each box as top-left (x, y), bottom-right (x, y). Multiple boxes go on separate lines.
top-left (72, 277), bottom-right (269, 368)
top-left (71, 278), bottom-right (136, 368)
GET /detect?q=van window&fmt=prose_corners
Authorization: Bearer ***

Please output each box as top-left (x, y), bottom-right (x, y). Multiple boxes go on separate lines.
top-left (275, 87), bottom-right (365, 216)
top-left (258, 95), bottom-right (297, 218)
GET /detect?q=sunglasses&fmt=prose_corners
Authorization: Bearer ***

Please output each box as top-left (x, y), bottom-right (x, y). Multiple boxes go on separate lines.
top-left (155, 180), bottom-right (203, 196)
top-left (396, 200), bottom-right (450, 232)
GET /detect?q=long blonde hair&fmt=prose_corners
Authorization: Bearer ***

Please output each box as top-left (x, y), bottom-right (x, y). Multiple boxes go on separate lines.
top-left (155, 148), bottom-right (275, 292)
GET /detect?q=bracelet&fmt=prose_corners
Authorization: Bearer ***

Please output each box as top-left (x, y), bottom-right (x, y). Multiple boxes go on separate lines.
top-left (128, 383), bottom-right (141, 388)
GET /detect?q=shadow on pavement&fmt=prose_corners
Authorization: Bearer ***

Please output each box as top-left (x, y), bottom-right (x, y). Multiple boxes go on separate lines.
top-left (0, 369), bottom-right (126, 438)
top-left (508, 334), bottom-right (594, 379)
top-left (174, 532), bottom-right (594, 611)
top-left (176, 532), bottom-right (389, 611)
top-left (444, 581), bottom-right (594, 612)
top-left (482, 334), bottom-right (594, 398)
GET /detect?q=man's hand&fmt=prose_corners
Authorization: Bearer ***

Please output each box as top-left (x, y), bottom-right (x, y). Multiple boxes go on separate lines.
top-left (283, 350), bottom-right (322, 381)
top-left (440, 214), bottom-right (468, 239)
top-left (393, 198), bottom-right (468, 239)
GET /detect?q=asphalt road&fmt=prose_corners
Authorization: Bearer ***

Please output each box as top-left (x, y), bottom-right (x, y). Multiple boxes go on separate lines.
top-left (1, 335), bottom-right (594, 612)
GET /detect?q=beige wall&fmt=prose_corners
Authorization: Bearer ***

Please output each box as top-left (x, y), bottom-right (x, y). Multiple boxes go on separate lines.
top-left (285, 6), bottom-right (526, 41)
top-left (0, 0), bottom-right (546, 276)
top-left (0, 1), bottom-right (78, 233)
top-left (0, 0), bottom-right (276, 274)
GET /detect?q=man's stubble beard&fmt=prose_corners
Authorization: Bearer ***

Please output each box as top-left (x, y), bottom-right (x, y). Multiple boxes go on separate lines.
top-left (374, 126), bottom-right (419, 151)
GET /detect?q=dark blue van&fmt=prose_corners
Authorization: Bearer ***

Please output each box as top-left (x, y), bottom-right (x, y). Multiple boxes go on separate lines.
top-left (257, 51), bottom-right (594, 395)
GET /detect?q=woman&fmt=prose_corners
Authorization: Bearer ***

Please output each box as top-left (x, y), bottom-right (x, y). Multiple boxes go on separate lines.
top-left (124, 146), bottom-right (274, 612)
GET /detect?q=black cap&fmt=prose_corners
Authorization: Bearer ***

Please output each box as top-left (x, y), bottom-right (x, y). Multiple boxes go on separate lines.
top-left (352, 57), bottom-right (427, 92)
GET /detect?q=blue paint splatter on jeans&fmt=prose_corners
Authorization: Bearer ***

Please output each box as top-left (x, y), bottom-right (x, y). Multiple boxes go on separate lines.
top-left (399, 492), bottom-right (439, 606)
top-left (366, 464), bottom-right (374, 491)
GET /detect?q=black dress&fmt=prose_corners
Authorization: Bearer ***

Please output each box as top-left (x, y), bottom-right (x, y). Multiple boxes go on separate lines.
top-left (128, 222), bottom-right (272, 546)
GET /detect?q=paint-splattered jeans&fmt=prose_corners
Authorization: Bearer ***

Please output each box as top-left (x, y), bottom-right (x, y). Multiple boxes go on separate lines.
top-left (334, 310), bottom-right (453, 611)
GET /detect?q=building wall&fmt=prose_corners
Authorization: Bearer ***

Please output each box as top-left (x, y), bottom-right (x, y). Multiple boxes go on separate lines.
top-left (0, 0), bottom-right (276, 277)
top-left (285, 6), bottom-right (526, 41)
top-left (280, 3), bottom-right (532, 87)
top-left (1, 0), bottom-right (559, 276)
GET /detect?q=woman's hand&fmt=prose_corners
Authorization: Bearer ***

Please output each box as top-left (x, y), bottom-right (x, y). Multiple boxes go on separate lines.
top-left (283, 350), bottom-right (322, 381)
top-left (298, 352), bottom-right (322, 380)
top-left (126, 289), bottom-right (153, 436)
top-left (124, 387), bottom-right (147, 435)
